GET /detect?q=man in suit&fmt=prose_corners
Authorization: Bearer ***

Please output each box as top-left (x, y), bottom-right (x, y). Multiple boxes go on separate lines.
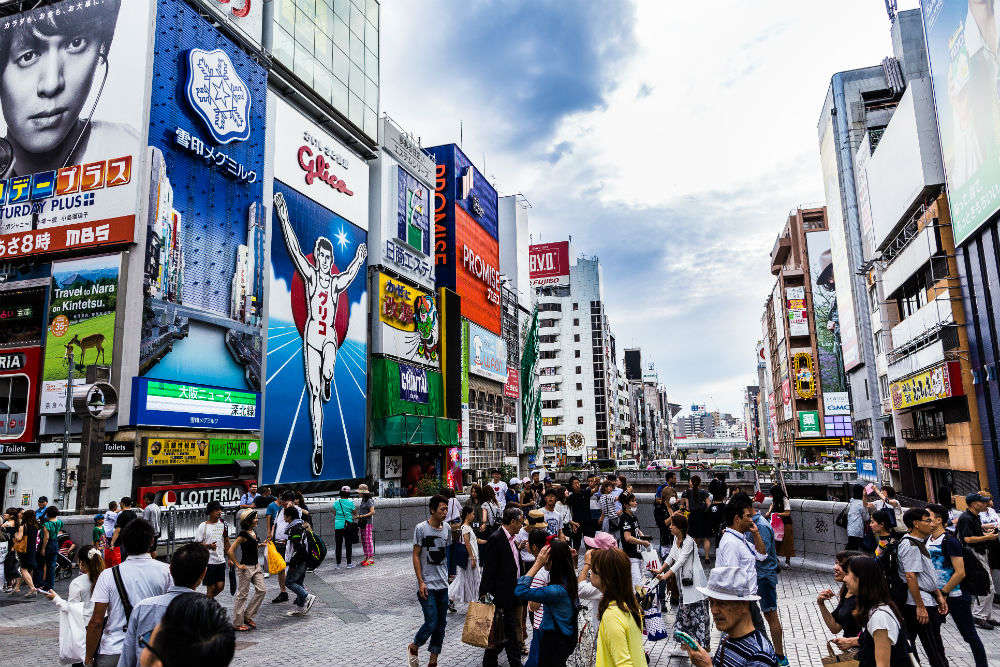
top-left (479, 507), bottom-right (525, 667)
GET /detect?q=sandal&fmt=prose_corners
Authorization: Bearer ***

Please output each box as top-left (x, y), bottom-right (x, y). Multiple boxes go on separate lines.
top-left (246, 620), bottom-right (257, 629)
top-left (233, 624), bottom-right (251, 632)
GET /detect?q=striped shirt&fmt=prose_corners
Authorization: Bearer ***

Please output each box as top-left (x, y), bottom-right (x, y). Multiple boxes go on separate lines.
top-left (713, 629), bottom-right (778, 667)
top-left (530, 569), bottom-right (550, 629)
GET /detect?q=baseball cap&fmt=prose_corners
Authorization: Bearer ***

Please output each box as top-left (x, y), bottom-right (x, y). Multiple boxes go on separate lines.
top-left (583, 531), bottom-right (617, 550)
top-left (509, 477), bottom-right (521, 486)
top-left (93, 513), bottom-right (104, 522)
top-left (967, 492), bottom-right (991, 505)
top-left (341, 485), bottom-right (352, 493)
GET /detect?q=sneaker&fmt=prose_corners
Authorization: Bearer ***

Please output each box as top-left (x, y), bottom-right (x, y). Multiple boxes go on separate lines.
top-left (975, 618), bottom-right (993, 630)
top-left (286, 608), bottom-right (304, 617)
top-left (271, 591), bottom-right (289, 604)
top-left (302, 593), bottom-right (316, 615)
top-left (777, 656), bottom-right (790, 667)
top-left (347, 563), bottom-right (356, 569)
top-left (263, 572), bottom-right (270, 579)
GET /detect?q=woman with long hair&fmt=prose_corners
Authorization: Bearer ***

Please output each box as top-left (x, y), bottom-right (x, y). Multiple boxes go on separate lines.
top-left (591, 548), bottom-right (648, 667)
top-left (448, 506), bottom-right (482, 607)
top-left (227, 510), bottom-right (266, 631)
top-left (844, 555), bottom-right (913, 667)
top-left (480, 483), bottom-right (502, 534)
top-left (44, 544), bottom-right (104, 664)
top-left (682, 475), bottom-right (713, 563)
top-left (15, 508), bottom-right (39, 597)
top-left (657, 514), bottom-right (710, 655)
top-left (767, 486), bottom-right (794, 566)
top-left (2, 508), bottom-right (20, 593)
top-left (515, 542), bottom-right (580, 666)
top-left (817, 550), bottom-right (866, 660)
top-left (618, 492), bottom-right (651, 586)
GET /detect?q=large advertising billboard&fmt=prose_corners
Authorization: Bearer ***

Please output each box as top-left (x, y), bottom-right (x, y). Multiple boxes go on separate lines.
top-left (456, 207), bottom-right (501, 334)
top-left (785, 286), bottom-right (808, 337)
top-left (923, 0), bottom-right (1000, 244)
top-left (373, 272), bottom-right (439, 366)
top-left (806, 230), bottom-right (848, 396)
top-left (40, 254), bottom-right (119, 413)
top-left (264, 97), bottom-right (368, 484)
top-left (130, 376), bottom-right (260, 430)
top-left (529, 241), bottom-right (571, 288)
top-left (0, 346), bottom-right (40, 443)
top-left (467, 320), bottom-right (507, 383)
top-left (0, 0), bottom-right (152, 260)
top-left (889, 360), bottom-right (964, 411)
top-left (139, 0), bottom-right (267, 396)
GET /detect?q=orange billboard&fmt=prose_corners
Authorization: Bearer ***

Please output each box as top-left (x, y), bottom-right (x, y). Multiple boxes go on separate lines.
top-left (455, 207), bottom-right (501, 334)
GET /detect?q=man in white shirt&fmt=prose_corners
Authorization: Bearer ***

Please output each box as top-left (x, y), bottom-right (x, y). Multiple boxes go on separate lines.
top-left (715, 496), bottom-right (768, 634)
top-left (270, 491), bottom-right (301, 604)
top-left (85, 519), bottom-right (171, 667)
top-left (140, 492), bottom-right (162, 554)
top-left (488, 469), bottom-right (508, 511)
top-left (194, 501), bottom-right (231, 599)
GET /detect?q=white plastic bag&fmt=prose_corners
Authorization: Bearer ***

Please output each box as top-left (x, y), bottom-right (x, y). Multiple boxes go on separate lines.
top-left (54, 595), bottom-right (87, 664)
top-left (640, 547), bottom-right (661, 574)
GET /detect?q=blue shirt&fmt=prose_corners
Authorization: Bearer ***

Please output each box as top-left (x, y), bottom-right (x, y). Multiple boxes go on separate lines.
top-left (117, 586), bottom-right (191, 667)
top-left (751, 513), bottom-right (779, 577)
top-left (239, 492), bottom-right (259, 505)
top-left (515, 575), bottom-right (576, 636)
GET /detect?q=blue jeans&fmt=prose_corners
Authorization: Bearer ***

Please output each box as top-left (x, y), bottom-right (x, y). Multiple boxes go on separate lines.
top-left (43, 545), bottom-right (58, 591)
top-left (523, 631), bottom-right (541, 667)
top-left (414, 587), bottom-right (449, 655)
top-left (285, 563), bottom-right (308, 606)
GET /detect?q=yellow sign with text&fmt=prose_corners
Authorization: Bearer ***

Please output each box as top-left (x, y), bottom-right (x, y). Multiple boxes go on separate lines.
top-left (144, 438), bottom-right (210, 466)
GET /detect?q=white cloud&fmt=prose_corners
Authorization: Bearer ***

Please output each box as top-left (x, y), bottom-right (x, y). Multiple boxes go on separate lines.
top-left (346, 297), bottom-right (368, 345)
top-left (267, 264), bottom-right (294, 323)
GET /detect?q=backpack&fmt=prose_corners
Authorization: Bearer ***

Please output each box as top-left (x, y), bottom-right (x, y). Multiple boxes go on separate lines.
top-left (299, 524), bottom-right (327, 570)
top-left (875, 536), bottom-right (908, 607)
top-left (962, 545), bottom-right (991, 597)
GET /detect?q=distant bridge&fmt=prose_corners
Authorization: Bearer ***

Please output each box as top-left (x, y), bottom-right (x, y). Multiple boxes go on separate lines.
top-left (673, 438), bottom-right (751, 452)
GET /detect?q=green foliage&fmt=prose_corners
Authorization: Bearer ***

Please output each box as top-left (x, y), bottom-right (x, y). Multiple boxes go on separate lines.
top-left (414, 476), bottom-right (445, 497)
top-left (43, 312), bottom-right (116, 380)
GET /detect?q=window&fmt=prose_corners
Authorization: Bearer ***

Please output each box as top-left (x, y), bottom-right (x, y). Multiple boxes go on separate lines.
top-left (573, 303), bottom-right (579, 311)
top-left (576, 366), bottom-right (582, 374)
top-left (576, 383), bottom-right (583, 390)
top-left (869, 284), bottom-right (879, 313)
top-left (574, 349), bottom-right (581, 358)
top-left (0, 375), bottom-right (28, 438)
top-left (540, 319), bottom-right (557, 328)
top-left (573, 318), bottom-right (579, 326)
top-left (573, 334), bottom-right (580, 342)
top-left (577, 399), bottom-right (583, 408)
top-left (539, 351), bottom-right (558, 360)
top-left (878, 375), bottom-right (889, 403)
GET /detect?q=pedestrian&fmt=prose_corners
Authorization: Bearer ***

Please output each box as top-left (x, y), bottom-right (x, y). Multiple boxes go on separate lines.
top-left (978, 495), bottom-right (1000, 596)
top-left (541, 488), bottom-right (566, 539)
top-left (480, 507), bottom-right (526, 667)
top-left (521, 528), bottom-right (552, 666)
top-left (618, 492), bottom-right (651, 586)
top-left (926, 503), bottom-right (987, 667)
top-left (683, 566), bottom-right (778, 667)
top-left (238, 483), bottom-right (259, 509)
top-left (843, 555), bottom-right (914, 667)
top-left (254, 486), bottom-right (275, 510)
top-left (481, 484), bottom-right (503, 535)
top-left (227, 509), bottom-right (266, 632)
top-left (565, 477), bottom-right (590, 561)
top-left (871, 510), bottom-right (898, 558)
top-left (283, 505), bottom-right (317, 617)
top-left (116, 542), bottom-right (210, 667)
top-left (682, 475), bottom-right (713, 563)
top-left (897, 507), bottom-right (948, 666)
top-left (39, 505), bottom-right (63, 592)
top-left (141, 493), bottom-right (161, 556)
top-left (137, 592), bottom-right (235, 667)
top-left (35, 496), bottom-right (48, 522)
top-left (515, 542), bottom-right (579, 666)
top-left (408, 494), bottom-right (451, 667)
top-left (85, 519), bottom-right (171, 667)
top-left (354, 484), bottom-right (375, 567)
top-left (554, 486), bottom-right (573, 534)
top-left (656, 514), bottom-right (710, 657)
top-left (846, 484), bottom-right (870, 552)
top-left (872, 485), bottom-right (903, 532)
top-left (194, 501), bottom-right (231, 599)
top-left (586, 475), bottom-right (602, 538)
top-left (92, 514), bottom-right (108, 552)
top-left (44, 544), bottom-right (104, 665)
top-left (517, 509), bottom-right (547, 572)
top-left (597, 480), bottom-right (618, 535)
top-left (708, 473), bottom-right (729, 548)
top-left (959, 490), bottom-right (1000, 628)
top-left (488, 469), bottom-right (508, 511)
top-left (716, 496), bottom-right (769, 634)
top-left (819, 550), bottom-right (867, 659)
top-left (590, 547), bottom-right (648, 667)
top-left (110, 497), bottom-right (137, 560)
top-left (2, 508), bottom-right (20, 593)
top-left (751, 503), bottom-right (788, 666)
top-left (14, 507), bottom-right (38, 597)
top-left (333, 485), bottom-right (357, 569)
top-left (521, 480), bottom-right (539, 515)
top-left (293, 491), bottom-right (312, 527)
top-left (767, 486), bottom-right (794, 567)
top-left (268, 490), bottom-right (299, 603)
top-left (449, 505), bottom-right (482, 607)
top-left (103, 501), bottom-right (119, 564)
top-left (506, 478), bottom-right (522, 511)
top-left (574, 531), bottom-right (617, 666)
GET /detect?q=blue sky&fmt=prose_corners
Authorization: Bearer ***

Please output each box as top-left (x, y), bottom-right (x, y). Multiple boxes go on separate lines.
top-left (381, 0), bottom-right (918, 413)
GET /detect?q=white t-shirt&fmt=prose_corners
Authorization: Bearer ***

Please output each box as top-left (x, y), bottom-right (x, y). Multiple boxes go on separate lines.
top-left (90, 554), bottom-right (172, 656)
top-left (489, 481), bottom-right (508, 509)
top-left (516, 527), bottom-right (535, 564)
top-left (273, 505), bottom-right (300, 542)
top-left (543, 509), bottom-right (564, 536)
top-left (867, 605), bottom-right (901, 645)
top-left (103, 510), bottom-right (118, 536)
top-left (195, 520), bottom-right (228, 565)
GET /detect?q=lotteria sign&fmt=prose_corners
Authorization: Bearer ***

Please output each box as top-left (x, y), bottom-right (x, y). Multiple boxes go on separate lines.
top-left (138, 481), bottom-right (251, 508)
top-left (130, 377), bottom-right (261, 430)
top-left (273, 95), bottom-right (369, 229)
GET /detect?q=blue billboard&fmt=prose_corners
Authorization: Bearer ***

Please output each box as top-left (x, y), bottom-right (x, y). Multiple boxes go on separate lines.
top-left (427, 144), bottom-right (499, 291)
top-left (130, 377), bottom-right (261, 431)
top-left (137, 0), bottom-right (267, 396)
top-left (263, 180), bottom-right (368, 484)
top-left (855, 458), bottom-right (878, 482)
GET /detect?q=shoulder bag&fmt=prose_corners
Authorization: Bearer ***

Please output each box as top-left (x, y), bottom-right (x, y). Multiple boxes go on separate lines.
top-left (110, 565), bottom-right (133, 632)
top-left (338, 500), bottom-right (358, 542)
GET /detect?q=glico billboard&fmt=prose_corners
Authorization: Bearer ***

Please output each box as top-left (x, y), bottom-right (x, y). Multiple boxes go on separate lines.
top-left (528, 241), bottom-right (570, 288)
top-left (428, 144), bottom-right (500, 335)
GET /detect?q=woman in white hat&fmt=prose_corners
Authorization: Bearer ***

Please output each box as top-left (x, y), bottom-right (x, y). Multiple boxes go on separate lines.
top-left (356, 484), bottom-right (375, 566)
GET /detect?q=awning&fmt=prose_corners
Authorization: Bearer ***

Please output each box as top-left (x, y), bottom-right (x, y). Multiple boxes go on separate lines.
top-left (794, 437), bottom-right (854, 448)
top-left (371, 415), bottom-right (459, 448)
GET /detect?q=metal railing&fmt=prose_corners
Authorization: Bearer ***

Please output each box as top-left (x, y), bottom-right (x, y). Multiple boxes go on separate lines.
top-left (900, 425), bottom-right (947, 441)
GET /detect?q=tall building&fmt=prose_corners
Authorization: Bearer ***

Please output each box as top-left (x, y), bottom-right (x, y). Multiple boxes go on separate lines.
top-left (766, 207), bottom-right (855, 466)
top-left (535, 253), bottom-right (619, 463)
top-left (817, 55), bottom-right (906, 475)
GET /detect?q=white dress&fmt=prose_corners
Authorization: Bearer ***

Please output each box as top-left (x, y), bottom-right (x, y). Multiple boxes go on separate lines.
top-left (449, 525), bottom-right (481, 604)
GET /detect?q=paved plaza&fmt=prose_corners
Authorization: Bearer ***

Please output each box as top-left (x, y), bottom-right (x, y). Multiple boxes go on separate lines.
top-left (0, 550), bottom-right (994, 666)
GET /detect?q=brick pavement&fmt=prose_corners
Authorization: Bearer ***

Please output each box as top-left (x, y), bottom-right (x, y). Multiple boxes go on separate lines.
top-left (0, 552), bottom-right (995, 666)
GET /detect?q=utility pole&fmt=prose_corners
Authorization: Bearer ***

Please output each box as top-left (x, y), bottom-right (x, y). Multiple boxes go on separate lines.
top-left (58, 348), bottom-right (74, 506)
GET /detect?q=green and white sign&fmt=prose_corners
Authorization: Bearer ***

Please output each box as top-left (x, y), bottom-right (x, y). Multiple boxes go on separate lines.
top-left (130, 377), bottom-right (261, 430)
top-left (798, 411), bottom-right (821, 437)
top-left (208, 438), bottom-right (260, 464)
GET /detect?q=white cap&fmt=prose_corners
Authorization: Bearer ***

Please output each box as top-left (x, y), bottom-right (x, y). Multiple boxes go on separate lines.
top-left (509, 477), bottom-right (521, 486)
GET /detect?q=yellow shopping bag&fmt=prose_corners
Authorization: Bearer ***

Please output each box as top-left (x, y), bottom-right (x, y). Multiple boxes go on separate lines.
top-left (266, 540), bottom-right (286, 574)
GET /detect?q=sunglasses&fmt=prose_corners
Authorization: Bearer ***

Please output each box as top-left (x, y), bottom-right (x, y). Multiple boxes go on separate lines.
top-left (139, 629), bottom-right (166, 666)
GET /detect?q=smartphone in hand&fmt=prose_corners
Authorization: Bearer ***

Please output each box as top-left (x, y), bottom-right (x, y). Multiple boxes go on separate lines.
top-left (674, 630), bottom-right (700, 651)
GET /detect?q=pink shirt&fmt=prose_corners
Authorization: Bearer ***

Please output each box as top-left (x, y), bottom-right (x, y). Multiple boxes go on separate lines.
top-left (503, 527), bottom-right (520, 569)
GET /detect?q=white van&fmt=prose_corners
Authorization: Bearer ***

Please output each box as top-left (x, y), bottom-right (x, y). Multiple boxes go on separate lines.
top-left (616, 459), bottom-right (640, 471)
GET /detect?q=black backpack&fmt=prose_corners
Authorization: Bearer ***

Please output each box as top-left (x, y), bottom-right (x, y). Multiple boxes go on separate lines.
top-left (875, 536), bottom-right (908, 607)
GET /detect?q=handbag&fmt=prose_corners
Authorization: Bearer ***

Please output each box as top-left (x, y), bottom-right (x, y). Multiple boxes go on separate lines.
top-left (835, 506), bottom-right (849, 529)
top-left (643, 607), bottom-right (669, 642)
top-left (820, 640), bottom-right (859, 667)
top-left (338, 500), bottom-right (358, 541)
top-left (461, 600), bottom-right (497, 648)
top-left (228, 563), bottom-right (237, 595)
top-left (12, 533), bottom-right (26, 553)
top-left (266, 540), bottom-right (286, 574)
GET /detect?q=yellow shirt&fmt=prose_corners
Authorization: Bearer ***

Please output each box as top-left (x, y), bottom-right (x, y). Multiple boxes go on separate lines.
top-left (596, 601), bottom-right (648, 667)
